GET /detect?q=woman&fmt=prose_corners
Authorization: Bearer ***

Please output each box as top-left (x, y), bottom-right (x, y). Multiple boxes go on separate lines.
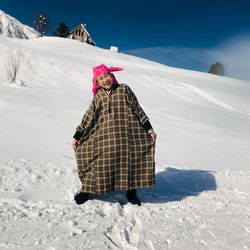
top-left (72, 64), bottom-right (157, 206)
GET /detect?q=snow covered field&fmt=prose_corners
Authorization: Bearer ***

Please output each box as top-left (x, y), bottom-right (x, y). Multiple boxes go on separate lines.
top-left (0, 36), bottom-right (250, 249)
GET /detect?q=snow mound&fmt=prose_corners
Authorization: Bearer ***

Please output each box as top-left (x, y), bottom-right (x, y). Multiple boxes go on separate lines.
top-left (0, 158), bottom-right (249, 249)
top-left (0, 10), bottom-right (39, 39)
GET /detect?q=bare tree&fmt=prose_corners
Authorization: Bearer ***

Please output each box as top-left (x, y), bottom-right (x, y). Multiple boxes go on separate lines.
top-left (5, 48), bottom-right (25, 84)
top-left (33, 13), bottom-right (50, 37)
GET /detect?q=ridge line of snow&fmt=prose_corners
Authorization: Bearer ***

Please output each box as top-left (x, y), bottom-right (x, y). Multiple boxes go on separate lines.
top-left (142, 75), bottom-right (247, 114)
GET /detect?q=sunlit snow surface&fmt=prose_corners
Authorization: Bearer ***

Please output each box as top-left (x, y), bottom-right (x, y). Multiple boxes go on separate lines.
top-left (0, 10), bottom-right (38, 39)
top-left (0, 37), bottom-right (250, 249)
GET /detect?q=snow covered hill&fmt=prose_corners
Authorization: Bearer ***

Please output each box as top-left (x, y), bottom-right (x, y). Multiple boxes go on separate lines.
top-left (0, 10), bottom-right (38, 39)
top-left (0, 36), bottom-right (250, 249)
top-left (0, 36), bottom-right (249, 170)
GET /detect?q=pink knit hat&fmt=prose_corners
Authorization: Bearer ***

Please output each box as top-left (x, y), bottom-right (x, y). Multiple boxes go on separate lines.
top-left (92, 64), bottom-right (123, 94)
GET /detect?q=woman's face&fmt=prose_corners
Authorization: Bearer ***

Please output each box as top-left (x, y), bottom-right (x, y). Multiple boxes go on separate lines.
top-left (96, 72), bottom-right (113, 91)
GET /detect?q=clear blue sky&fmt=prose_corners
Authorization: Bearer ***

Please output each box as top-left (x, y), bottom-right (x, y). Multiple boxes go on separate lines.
top-left (1, 0), bottom-right (250, 76)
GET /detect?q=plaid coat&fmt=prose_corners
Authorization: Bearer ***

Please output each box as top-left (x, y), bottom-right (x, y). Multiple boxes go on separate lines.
top-left (75, 83), bottom-right (155, 194)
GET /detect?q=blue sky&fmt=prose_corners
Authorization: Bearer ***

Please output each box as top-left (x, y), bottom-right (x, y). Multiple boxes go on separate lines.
top-left (1, 0), bottom-right (250, 79)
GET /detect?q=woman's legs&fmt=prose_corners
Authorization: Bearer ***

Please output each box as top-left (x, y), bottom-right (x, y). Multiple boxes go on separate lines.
top-left (127, 189), bottom-right (141, 206)
top-left (74, 189), bottom-right (142, 206)
top-left (74, 192), bottom-right (90, 205)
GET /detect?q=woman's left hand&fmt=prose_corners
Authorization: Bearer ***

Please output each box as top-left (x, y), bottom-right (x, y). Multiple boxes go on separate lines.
top-left (72, 138), bottom-right (79, 152)
top-left (150, 132), bottom-right (157, 141)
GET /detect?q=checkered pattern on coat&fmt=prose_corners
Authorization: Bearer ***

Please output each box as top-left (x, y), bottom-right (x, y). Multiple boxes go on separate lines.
top-left (75, 83), bottom-right (155, 194)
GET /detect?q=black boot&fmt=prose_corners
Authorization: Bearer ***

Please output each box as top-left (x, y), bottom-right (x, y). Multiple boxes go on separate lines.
top-left (127, 189), bottom-right (141, 206)
top-left (74, 192), bottom-right (90, 205)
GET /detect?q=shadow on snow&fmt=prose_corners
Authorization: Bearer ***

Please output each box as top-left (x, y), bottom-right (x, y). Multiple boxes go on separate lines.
top-left (90, 167), bottom-right (217, 205)
top-left (140, 167), bottom-right (217, 204)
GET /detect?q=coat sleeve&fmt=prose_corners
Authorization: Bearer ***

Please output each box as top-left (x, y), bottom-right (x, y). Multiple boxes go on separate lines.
top-left (73, 98), bottom-right (96, 140)
top-left (125, 84), bottom-right (153, 128)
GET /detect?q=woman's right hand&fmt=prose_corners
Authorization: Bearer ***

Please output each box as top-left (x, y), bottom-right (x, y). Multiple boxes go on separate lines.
top-left (150, 132), bottom-right (157, 141)
top-left (72, 138), bottom-right (79, 152)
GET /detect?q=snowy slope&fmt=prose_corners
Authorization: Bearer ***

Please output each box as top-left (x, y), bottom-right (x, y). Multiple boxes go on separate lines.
top-left (0, 36), bottom-right (250, 249)
top-left (0, 10), bottom-right (38, 39)
top-left (0, 37), bottom-right (249, 170)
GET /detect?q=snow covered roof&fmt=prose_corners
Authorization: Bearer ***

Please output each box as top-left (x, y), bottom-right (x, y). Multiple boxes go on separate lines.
top-left (68, 23), bottom-right (96, 45)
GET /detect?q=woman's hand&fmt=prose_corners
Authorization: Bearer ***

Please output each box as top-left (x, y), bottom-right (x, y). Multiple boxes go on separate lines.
top-left (72, 138), bottom-right (79, 152)
top-left (150, 132), bottom-right (157, 141)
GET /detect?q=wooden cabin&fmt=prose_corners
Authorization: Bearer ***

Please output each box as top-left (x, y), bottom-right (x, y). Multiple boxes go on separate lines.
top-left (67, 24), bottom-right (96, 46)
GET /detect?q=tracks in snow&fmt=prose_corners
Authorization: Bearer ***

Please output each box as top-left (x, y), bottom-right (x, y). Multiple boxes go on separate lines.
top-left (142, 75), bottom-right (249, 115)
top-left (0, 158), bottom-right (250, 249)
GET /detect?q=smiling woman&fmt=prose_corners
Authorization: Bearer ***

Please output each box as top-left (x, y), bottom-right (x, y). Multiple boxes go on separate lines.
top-left (72, 64), bottom-right (157, 206)
top-left (95, 72), bottom-right (113, 91)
